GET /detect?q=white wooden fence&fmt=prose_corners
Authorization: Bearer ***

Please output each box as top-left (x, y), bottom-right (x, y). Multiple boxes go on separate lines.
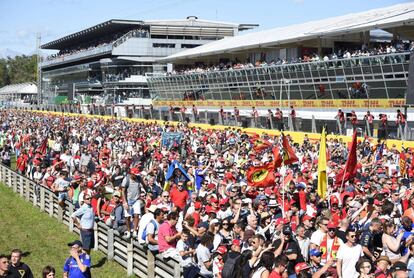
top-left (0, 164), bottom-right (182, 277)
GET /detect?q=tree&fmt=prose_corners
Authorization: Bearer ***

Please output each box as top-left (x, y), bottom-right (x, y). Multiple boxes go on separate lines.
top-left (0, 55), bottom-right (37, 88)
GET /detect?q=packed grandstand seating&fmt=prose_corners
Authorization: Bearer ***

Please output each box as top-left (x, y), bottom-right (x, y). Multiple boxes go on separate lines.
top-left (45, 29), bottom-right (148, 61)
top-left (170, 40), bottom-right (414, 76)
top-left (2, 109), bottom-right (414, 277)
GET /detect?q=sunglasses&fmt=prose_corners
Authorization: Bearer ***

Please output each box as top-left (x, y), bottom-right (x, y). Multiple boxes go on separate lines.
top-left (163, 195), bottom-right (169, 198)
top-left (223, 223), bottom-right (229, 225)
top-left (349, 235), bottom-right (356, 238)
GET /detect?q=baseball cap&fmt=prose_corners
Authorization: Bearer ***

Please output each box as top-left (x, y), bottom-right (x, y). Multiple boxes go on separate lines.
top-left (67, 240), bottom-right (83, 247)
top-left (219, 199), bottom-right (228, 206)
top-left (302, 215), bottom-right (313, 222)
top-left (197, 222), bottom-right (209, 230)
top-left (275, 218), bottom-right (288, 226)
top-left (232, 239), bottom-right (241, 247)
top-left (216, 246), bottom-right (227, 255)
top-left (327, 222), bottom-right (337, 229)
top-left (130, 168), bottom-right (140, 175)
top-left (295, 262), bottom-right (311, 274)
top-left (309, 249), bottom-right (323, 257)
top-left (194, 202), bottom-right (202, 210)
top-left (391, 261), bottom-right (408, 272)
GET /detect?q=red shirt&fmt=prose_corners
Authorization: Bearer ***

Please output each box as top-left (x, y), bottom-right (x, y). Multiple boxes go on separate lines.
top-left (170, 186), bottom-right (189, 210)
top-left (269, 271), bottom-right (283, 278)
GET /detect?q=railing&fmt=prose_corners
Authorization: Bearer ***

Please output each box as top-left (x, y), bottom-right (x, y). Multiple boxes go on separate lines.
top-left (23, 104), bottom-right (412, 140)
top-left (0, 164), bottom-right (181, 277)
top-left (41, 45), bottom-right (113, 67)
top-left (148, 52), bottom-right (411, 101)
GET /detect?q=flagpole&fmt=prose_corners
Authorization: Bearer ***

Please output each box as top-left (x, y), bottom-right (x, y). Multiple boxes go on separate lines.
top-left (281, 162), bottom-right (285, 218)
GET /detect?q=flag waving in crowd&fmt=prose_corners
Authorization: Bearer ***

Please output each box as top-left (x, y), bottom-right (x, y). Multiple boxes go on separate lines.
top-left (317, 127), bottom-right (327, 198)
top-left (5, 110), bottom-right (414, 278)
top-left (335, 130), bottom-right (358, 186)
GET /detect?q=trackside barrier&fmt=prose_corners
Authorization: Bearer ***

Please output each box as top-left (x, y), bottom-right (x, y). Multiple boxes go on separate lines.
top-left (0, 164), bottom-right (181, 277)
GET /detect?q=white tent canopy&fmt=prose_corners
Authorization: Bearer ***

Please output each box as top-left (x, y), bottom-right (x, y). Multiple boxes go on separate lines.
top-left (159, 2), bottom-right (414, 62)
top-left (0, 83), bottom-right (37, 95)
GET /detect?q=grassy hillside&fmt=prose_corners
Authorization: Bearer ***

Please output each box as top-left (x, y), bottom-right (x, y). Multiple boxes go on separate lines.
top-left (0, 183), bottom-right (127, 277)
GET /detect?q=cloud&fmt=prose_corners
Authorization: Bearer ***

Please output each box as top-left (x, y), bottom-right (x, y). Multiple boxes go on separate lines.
top-left (292, 0), bottom-right (304, 4)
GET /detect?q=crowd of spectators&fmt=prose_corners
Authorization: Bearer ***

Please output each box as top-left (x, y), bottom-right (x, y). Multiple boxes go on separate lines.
top-left (2, 110), bottom-right (414, 277)
top-left (170, 41), bottom-right (414, 76)
top-left (45, 28), bottom-right (148, 62)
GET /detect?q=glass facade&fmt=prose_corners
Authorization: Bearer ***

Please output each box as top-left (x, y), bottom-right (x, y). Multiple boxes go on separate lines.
top-left (148, 52), bottom-right (410, 101)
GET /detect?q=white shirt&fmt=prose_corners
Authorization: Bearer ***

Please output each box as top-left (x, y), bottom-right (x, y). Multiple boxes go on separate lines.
top-left (337, 244), bottom-right (363, 278)
top-left (310, 229), bottom-right (326, 246)
top-left (196, 244), bottom-right (212, 276)
top-left (137, 213), bottom-right (154, 244)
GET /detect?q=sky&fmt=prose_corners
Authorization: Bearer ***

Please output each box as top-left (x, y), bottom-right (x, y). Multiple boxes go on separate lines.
top-left (0, 0), bottom-right (411, 55)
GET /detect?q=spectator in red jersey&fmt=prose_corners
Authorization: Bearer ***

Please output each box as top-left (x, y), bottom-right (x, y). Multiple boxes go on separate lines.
top-left (170, 182), bottom-right (189, 210)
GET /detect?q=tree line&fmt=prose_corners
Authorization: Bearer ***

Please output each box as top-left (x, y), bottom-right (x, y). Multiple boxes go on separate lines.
top-left (0, 55), bottom-right (38, 88)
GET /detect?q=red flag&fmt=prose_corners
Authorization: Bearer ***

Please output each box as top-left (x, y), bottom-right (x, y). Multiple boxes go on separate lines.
top-left (282, 134), bottom-right (298, 165)
top-left (272, 147), bottom-right (283, 168)
top-left (247, 162), bottom-right (275, 188)
top-left (252, 139), bottom-right (272, 153)
top-left (335, 130), bottom-right (358, 185)
top-left (36, 137), bottom-right (48, 156)
top-left (283, 172), bottom-right (293, 186)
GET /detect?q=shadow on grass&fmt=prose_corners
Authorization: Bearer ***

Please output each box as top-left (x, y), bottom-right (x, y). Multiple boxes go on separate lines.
top-left (91, 257), bottom-right (107, 269)
top-left (22, 251), bottom-right (31, 258)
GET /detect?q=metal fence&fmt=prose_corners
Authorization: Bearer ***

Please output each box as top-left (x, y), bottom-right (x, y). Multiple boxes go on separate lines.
top-left (0, 164), bottom-right (181, 277)
top-left (17, 105), bottom-right (413, 140)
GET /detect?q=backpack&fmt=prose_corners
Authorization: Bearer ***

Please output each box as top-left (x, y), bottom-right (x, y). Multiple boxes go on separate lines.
top-left (221, 253), bottom-right (242, 278)
top-left (141, 219), bottom-right (158, 242)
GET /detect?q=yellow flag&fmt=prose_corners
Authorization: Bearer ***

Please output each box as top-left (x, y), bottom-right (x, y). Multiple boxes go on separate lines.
top-left (317, 127), bottom-right (327, 198)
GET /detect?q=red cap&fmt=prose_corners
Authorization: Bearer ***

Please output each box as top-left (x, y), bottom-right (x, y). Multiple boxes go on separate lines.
top-left (302, 215), bottom-right (313, 222)
top-left (295, 262), bottom-right (311, 274)
top-left (219, 199), bottom-right (227, 206)
top-left (225, 172), bottom-right (235, 180)
top-left (208, 183), bottom-right (216, 190)
top-left (275, 218), bottom-right (288, 226)
top-left (216, 246), bottom-right (227, 255)
top-left (374, 199), bottom-right (382, 205)
top-left (327, 222), bottom-right (337, 229)
top-left (330, 196), bottom-right (339, 204)
top-left (130, 168), bottom-right (140, 175)
top-left (205, 206), bottom-right (216, 214)
top-left (232, 239), bottom-right (241, 247)
top-left (194, 202), bottom-right (202, 210)
top-left (87, 181), bottom-right (94, 189)
top-left (210, 197), bottom-right (219, 204)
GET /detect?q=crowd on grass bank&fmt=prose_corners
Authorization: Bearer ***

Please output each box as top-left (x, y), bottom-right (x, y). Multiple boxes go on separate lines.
top-left (2, 110), bottom-right (414, 277)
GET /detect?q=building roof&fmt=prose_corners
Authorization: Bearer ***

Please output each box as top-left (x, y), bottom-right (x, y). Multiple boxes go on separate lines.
top-left (42, 19), bottom-right (145, 50)
top-left (160, 2), bottom-right (414, 62)
top-left (42, 17), bottom-right (258, 50)
top-left (0, 83), bottom-right (37, 95)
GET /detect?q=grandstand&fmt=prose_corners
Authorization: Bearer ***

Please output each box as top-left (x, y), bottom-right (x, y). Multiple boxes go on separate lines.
top-left (40, 17), bottom-right (257, 106)
top-left (0, 82), bottom-right (37, 107)
top-left (147, 3), bottom-right (414, 129)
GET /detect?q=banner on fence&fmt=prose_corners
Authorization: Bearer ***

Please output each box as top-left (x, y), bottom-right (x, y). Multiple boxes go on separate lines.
top-left (153, 98), bottom-right (406, 109)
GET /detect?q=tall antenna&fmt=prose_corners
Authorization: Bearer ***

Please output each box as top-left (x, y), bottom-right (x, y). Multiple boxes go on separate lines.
top-left (36, 32), bottom-right (42, 105)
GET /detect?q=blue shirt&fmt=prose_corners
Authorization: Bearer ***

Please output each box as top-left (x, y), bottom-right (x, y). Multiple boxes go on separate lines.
top-left (71, 204), bottom-right (94, 229)
top-left (63, 253), bottom-right (91, 278)
top-left (195, 169), bottom-right (205, 191)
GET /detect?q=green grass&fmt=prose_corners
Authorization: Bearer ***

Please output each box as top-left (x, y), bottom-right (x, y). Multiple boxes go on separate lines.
top-left (0, 183), bottom-right (127, 277)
